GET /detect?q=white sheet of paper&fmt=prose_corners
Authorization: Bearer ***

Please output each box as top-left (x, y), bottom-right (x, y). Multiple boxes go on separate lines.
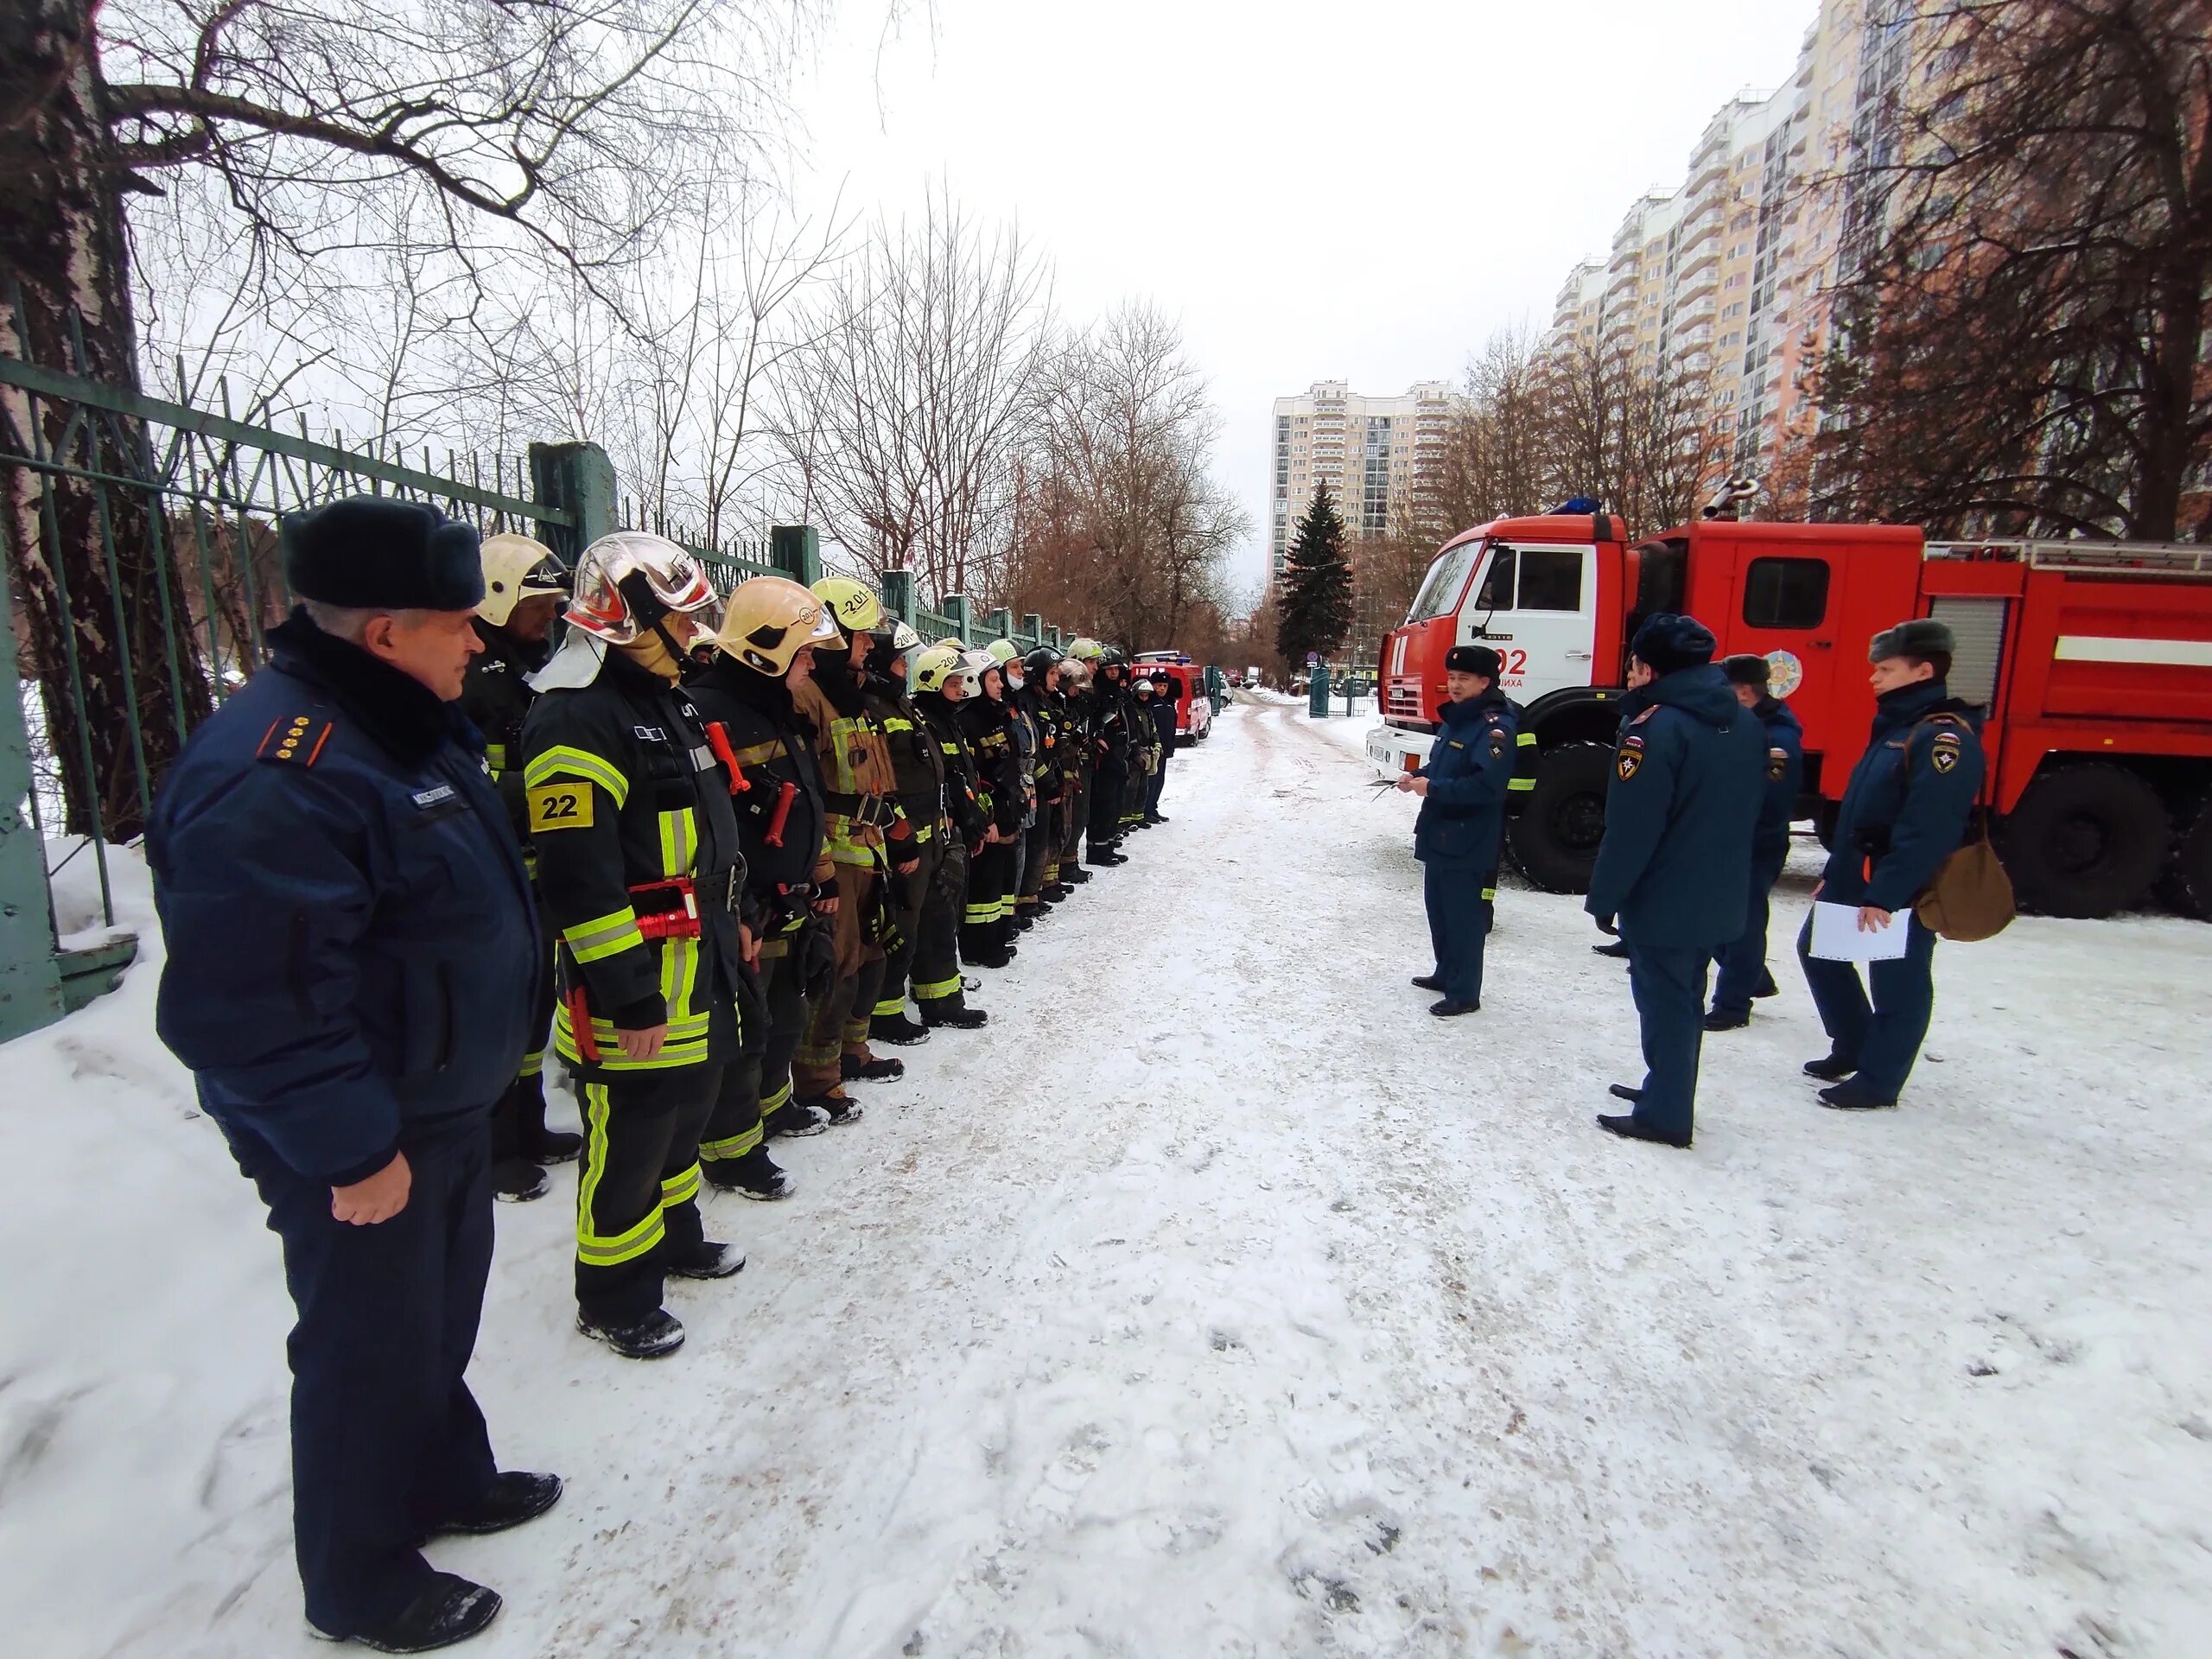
top-left (1808, 899), bottom-right (1910, 963)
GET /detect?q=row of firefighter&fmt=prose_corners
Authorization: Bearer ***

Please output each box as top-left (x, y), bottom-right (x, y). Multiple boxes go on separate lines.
top-left (464, 530), bottom-right (1176, 1359)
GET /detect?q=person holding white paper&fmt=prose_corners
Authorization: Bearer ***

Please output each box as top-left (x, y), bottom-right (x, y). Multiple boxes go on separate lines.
top-left (1797, 620), bottom-right (1985, 1109)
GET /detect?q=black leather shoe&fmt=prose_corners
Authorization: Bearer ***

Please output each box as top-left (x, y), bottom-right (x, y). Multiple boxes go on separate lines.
top-left (310, 1572), bottom-right (501, 1651)
top-left (433, 1471), bottom-right (563, 1538)
top-left (528, 1129), bottom-right (583, 1166)
top-left (841, 1053), bottom-right (905, 1083)
top-left (491, 1159), bottom-right (548, 1204)
top-left (1703, 1008), bottom-right (1751, 1032)
top-left (668, 1240), bottom-right (746, 1280)
top-left (576, 1307), bottom-right (684, 1359)
top-left (1411, 974), bottom-right (1445, 991)
top-left (1596, 1113), bottom-right (1691, 1149)
top-left (1428, 999), bottom-right (1479, 1017)
top-left (1818, 1081), bottom-right (1897, 1111)
top-left (922, 1004), bottom-right (989, 1029)
top-left (1803, 1052), bottom-right (1859, 1081)
top-left (1608, 1083), bottom-right (1643, 1103)
top-left (1592, 940), bottom-right (1631, 960)
top-left (1752, 970), bottom-right (1780, 999)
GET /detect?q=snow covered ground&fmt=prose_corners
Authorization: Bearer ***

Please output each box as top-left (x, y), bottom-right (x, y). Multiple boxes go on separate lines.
top-left (3, 699), bottom-right (2210, 1657)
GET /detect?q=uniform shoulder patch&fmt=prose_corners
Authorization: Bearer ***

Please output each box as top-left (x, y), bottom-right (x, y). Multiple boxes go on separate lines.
top-left (257, 715), bottom-right (333, 767)
top-left (528, 780), bottom-right (595, 832)
top-left (1929, 728), bottom-right (1966, 773)
top-left (1630, 705), bottom-right (1657, 725)
top-left (1617, 741), bottom-right (1643, 782)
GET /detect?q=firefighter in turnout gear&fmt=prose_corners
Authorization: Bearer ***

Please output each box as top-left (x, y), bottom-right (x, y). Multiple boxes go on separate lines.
top-left (1020, 646), bottom-right (1071, 908)
top-left (861, 619), bottom-right (946, 1044)
top-left (687, 577), bottom-right (841, 1198)
top-left (1054, 651), bottom-right (1096, 889)
top-left (520, 532), bottom-right (749, 1360)
top-left (983, 638), bottom-right (1045, 931)
top-left (911, 645), bottom-right (992, 1027)
top-left (959, 649), bottom-right (1027, 965)
top-left (1080, 643), bottom-right (1133, 866)
top-left (458, 532), bottom-right (579, 1204)
top-left (791, 576), bottom-right (922, 1116)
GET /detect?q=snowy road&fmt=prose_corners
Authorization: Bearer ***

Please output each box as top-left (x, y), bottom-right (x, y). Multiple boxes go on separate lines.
top-left (4, 699), bottom-right (2211, 1657)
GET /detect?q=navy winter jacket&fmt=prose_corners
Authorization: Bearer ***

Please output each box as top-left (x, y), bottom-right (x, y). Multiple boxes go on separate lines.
top-left (1146, 694), bottom-right (1179, 752)
top-left (1413, 690), bottom-right (1517, 871)
top-left (1585, 663), bottom-right (1763, 949)
top-left (1819, 680), bottom-right (1984, 911)
top-left (1751, 696), bottom-right (1806, 872)
top-left (149, 613), bottom-right (538, 1185)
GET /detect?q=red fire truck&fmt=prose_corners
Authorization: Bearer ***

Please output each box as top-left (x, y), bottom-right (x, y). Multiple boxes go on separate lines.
top-left (1132, 652), bottom-right (1213, 744)
top-left (1366, 510), bottom-right (2212, 918)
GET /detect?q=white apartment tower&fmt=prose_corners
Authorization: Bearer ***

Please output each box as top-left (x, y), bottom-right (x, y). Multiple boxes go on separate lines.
top-left (1266, 379), bottom-right (1456, 594)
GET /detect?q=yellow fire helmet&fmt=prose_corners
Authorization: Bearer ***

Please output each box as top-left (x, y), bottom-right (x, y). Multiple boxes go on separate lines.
top-left (912, 643), bottom-right (969, 697)
top-left (476, 532), bottom-right (569, 627)
top-left (1065, 637), bottom-right (1104, 664)
top-left (715, 575), bottom-right (838, 676)
top-left (984, 637), bottom-right (1020, 666)
top-left (810, 575), bottom-right (885, 639)
top-left (932, 634), bottom-right (964, 650)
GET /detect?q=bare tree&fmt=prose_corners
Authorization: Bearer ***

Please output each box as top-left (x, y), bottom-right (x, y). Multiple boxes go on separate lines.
top-left (772, 188), bottom-right (1050, 595)
top-left (1815, 0), bottom-right (2212, 540)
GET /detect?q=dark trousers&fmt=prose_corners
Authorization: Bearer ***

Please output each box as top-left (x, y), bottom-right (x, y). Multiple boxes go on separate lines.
top-left (1797, 909), bottom-right (1939, 1099)
top-left (914, 841), bottom-right (969, 1015)
top-left (962, 838), bottom-right (1015, 958)
top-left (1144, 757), bottom-right (1168, 816)
top-left (489, 935), bottom-right (556, 1162)
top-left (795, 861), bottom-right (878, 1096)
top-left (1015, 813), bottom-right (1052, 914)
top-left (1626, 944), bottom-right (1709, 1141)
top-left (251, 1119), bottom-right (498, 1637)
top-left (702, 951), bottom-right (804, 1161)
top-left (1061, 772), bottom-right (1090, 867)
top-left (1711, 853), bottom-right (1785, 1016)
top-left (1421, 861), bottom-right (1494, 1007)
top-left (1089, 760), bottom-right (1128, 851)
top-left (573, 1065), bottom-right (721, 1325)
top-left (873, 836), bottom-right (941, 1019)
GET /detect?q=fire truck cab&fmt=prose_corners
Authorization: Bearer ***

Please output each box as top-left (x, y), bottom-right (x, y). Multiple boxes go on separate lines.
top-left (1370, 510), bottom-right (2212, 918)
top-left (1133, 652), bottom-right (1213, 743)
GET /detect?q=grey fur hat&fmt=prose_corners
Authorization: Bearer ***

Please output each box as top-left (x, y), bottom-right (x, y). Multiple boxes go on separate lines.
top-left (1868, 618), bottom-right (1955, 663)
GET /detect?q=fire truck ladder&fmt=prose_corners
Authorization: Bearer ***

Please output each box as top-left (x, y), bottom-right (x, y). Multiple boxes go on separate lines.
top-left (1926, 540), bottom-right (2212, 578)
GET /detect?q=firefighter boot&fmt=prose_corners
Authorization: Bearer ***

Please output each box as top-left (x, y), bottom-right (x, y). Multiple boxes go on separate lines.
top-left (575, 1306), bottom-right (686, 1360)
top-left (492, 1159), bottom-right (550, 1204)
top-left (702, 1144), bottom-right (797, 1200)
top-left (308, 1572), bottom-right (501, 1652)
top-left (796, 1090), bottom-right (866, 1127)
top-left (870, 1010), bottom-right (931, 1046)
top-left (668, 1240), bottom-right (747, 1280)
top-left (842, 1052), bottom-right (905, 1083)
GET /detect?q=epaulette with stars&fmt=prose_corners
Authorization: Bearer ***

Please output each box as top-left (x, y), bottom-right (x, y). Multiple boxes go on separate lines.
top-left (257, 713), bottom-right (334, 767)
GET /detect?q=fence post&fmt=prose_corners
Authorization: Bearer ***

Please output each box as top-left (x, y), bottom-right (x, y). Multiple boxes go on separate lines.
top-left (1020, 613), bottom-right (1043, 646)
top-left (0, 552), bottom-right (67, 1043)
top-left (529, 442), bottom-right (618, 563)
top-left (772, 525), bottom-right (821, 586)
top-left (944, 595), bottom-right (973, 642)
top-left (1047, 626), bottom-right (1061, 649)
top-left (880, 569), bottom-right (917, 625)
top-left (986, 607), bottom-right (1011, 639)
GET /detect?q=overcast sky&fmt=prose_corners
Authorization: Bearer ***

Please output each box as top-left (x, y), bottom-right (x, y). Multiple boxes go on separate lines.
top-left (786, 0), bottom-right (1822, 602)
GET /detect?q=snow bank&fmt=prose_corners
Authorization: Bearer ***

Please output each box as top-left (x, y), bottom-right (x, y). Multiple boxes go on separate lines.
top-left (2, 704), bottom-right (2208, 1658)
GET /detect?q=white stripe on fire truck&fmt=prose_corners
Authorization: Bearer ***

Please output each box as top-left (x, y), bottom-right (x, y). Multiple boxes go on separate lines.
top-left (2052, 635), bottom-right (2212, 667)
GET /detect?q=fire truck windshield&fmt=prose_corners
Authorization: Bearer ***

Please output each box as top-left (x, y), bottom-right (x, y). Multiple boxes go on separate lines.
top-left (1408, 539), bottom-right (1481, 623)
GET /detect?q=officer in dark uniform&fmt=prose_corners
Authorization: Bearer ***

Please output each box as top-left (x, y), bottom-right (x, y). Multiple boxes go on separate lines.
top-left (688, 576), bottom-right (840, 1195)
top-left (1397, 645), bottom-right (1516, 1016)
top-left (520, 531), bottom-right (748, 1360)
top-left (1584, 614), bottom-right (1763, 1147)
top-left (149, 496), bottom-right (557, 1653)
top-left (1706, 653), bottom-right (1805, 1030)
top-left (1141, 673), bottom-right (1180, 823)
top-left (1798, 619), bottom-right (1985, 1109)
top-left (457, 532), bottom-right (580, 1202)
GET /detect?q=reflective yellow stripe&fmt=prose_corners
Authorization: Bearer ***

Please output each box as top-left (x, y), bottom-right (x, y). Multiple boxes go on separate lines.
top-left (525, 745), bottom-right (629, 806)
top-left (485, 742), bottom-right (510, 771)
top-left (728, 739), bottom-right (782, 766)
top-left (882, 717), bottom-right (915, 733)
top-left (658, 807), bottom-right (695, 880)
top-left (912, 822), bottom-right (933, 844)
top-left (517, 1046), bottom-right (545, 1081)
top-left (760, 1080), bottom-right (792, 1115)
top-left (913, 974), bottom-right (962, 1001)
top-left (660, 1163), bottom-right (701, 1208)
top-left (939, 742), bottom-right (962, 755)
top-left (564, 909), bottom-right (645, 963)
top-left (1508, 778), bottom-right (1535, 791)
top-left (1516, 732), bottom-right (1535, 746)
top-left (1482, 887), bottom-right (1497, 901)
top-left (963, 900), bottom-right (997, 924)
top-left (872, 997), bottom-right (907, 1018)
top-left (553, 1003), bottom-right (712, 1071)
top-left (699, 1122), bottom-right (760, 1160)
top-left (576, 1084), bottom-right (667, 1266)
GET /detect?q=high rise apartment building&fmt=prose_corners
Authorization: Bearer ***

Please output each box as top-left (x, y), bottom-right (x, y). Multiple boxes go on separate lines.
top-left (1542, 0), bottom-right (1910, 487)
top-left (1265, 381), bottom-right (1457, 631)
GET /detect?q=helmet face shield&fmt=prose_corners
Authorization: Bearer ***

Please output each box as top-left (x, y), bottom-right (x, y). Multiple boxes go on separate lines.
top-left (477, 532), bottom-right (569, 626)
top-left (566, 532), bottom-right (717, 644)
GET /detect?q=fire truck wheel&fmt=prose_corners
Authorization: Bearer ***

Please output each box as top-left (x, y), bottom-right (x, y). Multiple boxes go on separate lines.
top-left (2171, 799), bottom-right (2212, 921)
top-left (1999, 762), bottom-right (2169, 919)
top-left (1507, 741), bottom-right (1613, 894)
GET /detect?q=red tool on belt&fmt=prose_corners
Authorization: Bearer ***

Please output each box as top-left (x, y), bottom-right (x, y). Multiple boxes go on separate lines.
top-left (704, 721), bottom-right (749, 794)
top-left (629, 878), bottom-right (702, 940)
top-left (764, 780), bottom-right (798, 847)
top-left (565, 982), bottom-right (600, 1064)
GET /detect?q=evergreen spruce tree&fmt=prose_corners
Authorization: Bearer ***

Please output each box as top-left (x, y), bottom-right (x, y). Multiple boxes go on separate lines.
top-left (1274, 481), bottom-right (1355, 669)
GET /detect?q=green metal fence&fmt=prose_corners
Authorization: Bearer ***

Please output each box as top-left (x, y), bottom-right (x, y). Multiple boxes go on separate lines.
top-left (0, 305), bottom-right (1082, 1045)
